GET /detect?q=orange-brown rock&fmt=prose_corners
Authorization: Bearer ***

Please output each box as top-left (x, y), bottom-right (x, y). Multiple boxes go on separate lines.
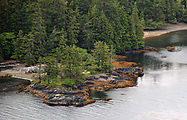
top-left (112, 61), bottom-right (137, 69)
top-left (25, 87), bottom-right (48, 99)
top-left (135, 47), bottom-right (157, 53)
top-left (166, 46), bottom-right (176, 51)
top-left (116, 55), bottom-right (127, 59)
top-left (124, 47), bottom-right (157, 54)
top-left (102, 98), bottom-right (112, 101)
top-left (126, 80), bottom-right (137, 87)
top-left (83, 99), bottom-right (96, 106)
top-left (116, 81), bottom-right (128, 88)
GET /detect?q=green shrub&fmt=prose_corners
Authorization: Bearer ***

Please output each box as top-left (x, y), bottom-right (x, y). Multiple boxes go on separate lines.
top-left (168, 18), bottom-right (177, 24)
top-left (0, 56), bottom-right (3, 62)
top-left (62, 79), bottom-right (76, 87)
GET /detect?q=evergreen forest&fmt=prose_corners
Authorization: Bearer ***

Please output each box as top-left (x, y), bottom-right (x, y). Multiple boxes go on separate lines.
top-left (1, 0), bottom-right (187, 86)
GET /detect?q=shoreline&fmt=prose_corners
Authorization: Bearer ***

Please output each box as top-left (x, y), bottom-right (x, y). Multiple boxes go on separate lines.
top-left (143, 23), bottom-right (187, 39)
top-left (0, 47), bottom-right (156, 82)
top-left (0, 69), bottom-right (34, 81)
top-left (0, 50), bottom-right (156, 107)
top-left (24, 60), bottom-right (144, 107)
top-left (0, 70), bottom-right (34, 81)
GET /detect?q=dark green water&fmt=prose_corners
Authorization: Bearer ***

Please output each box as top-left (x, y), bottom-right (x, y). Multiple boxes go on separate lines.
top-left (1, 30), bottom-right (187, 120)
top-left (0, 78), bottom-right (30, 92)
top-left (146, 30), bottom-right (187, 48)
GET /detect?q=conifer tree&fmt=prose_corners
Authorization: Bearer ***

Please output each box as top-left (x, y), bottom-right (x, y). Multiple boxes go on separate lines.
top-left (88, 6), bottom-right (114, 49)
top-left (130, 2), bottom-right (144, 49)
top-left (52, 28), bottom-right (67, 63)
top-left (116, 4), bottom-right (131, 52)
top-left (49, 27), bottom-right (67, 54)
top-left (48, 0), bottom-right (67, 32)
top-left (66, 8), bottom-right (80, 45)
top-left (23, 33), bottom-right (35, 66)
top-left (30, 3), bottom-right (47, 58)
top-left (8, 0), bottom-right (28, 33)
top-left (0, 32), bottom-right (15, 61)
top-left (62, 45), bottom-right (84, 81)
top-left (92, 41), bottom-right (113, 72)
top-left (12, 30), bottom-right (25, 60)
top-left (0, 0), bottom-right (9, 32)
top-left (165, 0), bottom-right (177, 23)
top-left (43, 56), bottom-right (59, 84)
top-left (183, 6), bottom-right (187, 22)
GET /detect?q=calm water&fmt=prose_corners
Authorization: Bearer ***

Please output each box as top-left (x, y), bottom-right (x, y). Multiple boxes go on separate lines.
top-left (1, 30), bottom-right (187, 120)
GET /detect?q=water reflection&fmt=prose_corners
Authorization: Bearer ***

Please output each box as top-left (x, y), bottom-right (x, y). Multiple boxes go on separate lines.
top-left (90, 91), bottom-right (108, 99)
top-left (0, 78), bottom-right (30, 92)
top-left (145, 30), bottom-right (187, 48)
top-left (126, 52), bottom-right (173, 71)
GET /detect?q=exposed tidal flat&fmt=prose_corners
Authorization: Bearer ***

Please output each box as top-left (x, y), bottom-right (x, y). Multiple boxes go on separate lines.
top-left (1, 30), bottom-right (187, 120)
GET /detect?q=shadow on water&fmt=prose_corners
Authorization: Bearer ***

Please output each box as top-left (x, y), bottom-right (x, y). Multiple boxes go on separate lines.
top-left (125, 52), bottom-right (173, 71)
top-left (0, 78), bottom-right (30, 92)
top-left (145, 30), bottom-right (187, 48)
top-left (89, 91), bottom-right (108, 99)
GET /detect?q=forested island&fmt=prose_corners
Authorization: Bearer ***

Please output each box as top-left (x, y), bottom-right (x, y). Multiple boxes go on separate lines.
top-left (1, 0), bottom-right (187, 106)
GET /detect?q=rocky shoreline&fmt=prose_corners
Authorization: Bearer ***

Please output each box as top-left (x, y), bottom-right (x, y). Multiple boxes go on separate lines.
top-left (0, 60), bottom-right (36, 81)
top-left (24, 67), bottom-right (143, 107)
top-left (0, 47), bottom-right (156, 107)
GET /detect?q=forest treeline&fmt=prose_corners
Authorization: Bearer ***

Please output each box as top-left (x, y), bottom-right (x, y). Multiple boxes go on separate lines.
top-left (1, 0), bottom-right (187, 62)
top-left (1, 0), bottom-right (187, 86)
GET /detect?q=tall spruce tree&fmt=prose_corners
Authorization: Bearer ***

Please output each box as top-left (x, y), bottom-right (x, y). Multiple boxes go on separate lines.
top-left (12, 30), bottom-right (25, 60)
top-left (27, 1), bottom-right (47, 63)
top-left (23, 33), bottom-right (35, 66)
top-left (130, 2), bottom-right (144, 50)
top-left (62, 45), bottom-right (84, 81)
top-left (92, 41), bottom-right (113, 72)
top-left (0, 32), bottom-right (15, 61)
top-left (165, 0), bottom-right (178, 23)
top-left (66, 7), bottom-right (80, 45)
top-left (43, 56), bottom-right (59, 84)
top-left (0, 0), bottom-right (9, 32)
top-left (88, 6), bottom-right (114, 50)
top-left (114, 3), bottom-right (131, 52)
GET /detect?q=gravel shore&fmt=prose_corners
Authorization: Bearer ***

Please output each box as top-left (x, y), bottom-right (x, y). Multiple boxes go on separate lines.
top-left (143, 23), bottom-right (187, 39)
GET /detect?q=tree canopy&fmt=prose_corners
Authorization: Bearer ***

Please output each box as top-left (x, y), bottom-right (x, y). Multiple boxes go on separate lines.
top-left (1, 0), bottom-right (187, 86)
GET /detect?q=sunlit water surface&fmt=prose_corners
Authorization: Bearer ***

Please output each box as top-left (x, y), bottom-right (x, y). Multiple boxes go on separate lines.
top-left (1, 30), bottom-right (187, 120)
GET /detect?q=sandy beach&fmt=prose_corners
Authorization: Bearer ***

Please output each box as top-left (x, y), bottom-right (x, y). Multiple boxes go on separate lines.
top-left (143, 23), bottom-right (187, 39)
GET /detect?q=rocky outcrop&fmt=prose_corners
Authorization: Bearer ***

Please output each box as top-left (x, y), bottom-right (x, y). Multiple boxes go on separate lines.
top-left (112, 61), bottom-right (137, 69)
top-left (0, 73), bottom-right (12, 78)
top-left (21, 65), bottom-right (44, 73)
top-left (0, 60), bottom-right (21, 71)
top-left (123, 46), bottom-right (157, 55)
top-left (24, 84), bottom-right (95, 107)
top-left (24, 66), bottom-right (143, 107)
top-left (102, 98), bottom-right (112, 101)
top-left (166, 46), bottom-right (182, 52)
top-left (166, 46), bottom-right (176, 51)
